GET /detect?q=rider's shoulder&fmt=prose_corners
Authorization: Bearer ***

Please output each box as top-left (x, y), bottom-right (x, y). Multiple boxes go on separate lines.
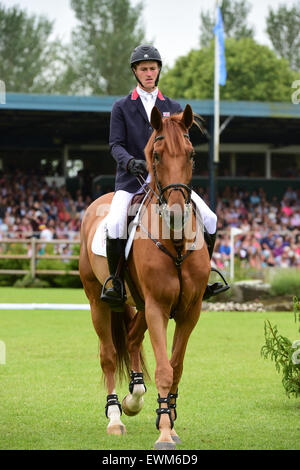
top-left (112, 92), bottom-right (134, 109)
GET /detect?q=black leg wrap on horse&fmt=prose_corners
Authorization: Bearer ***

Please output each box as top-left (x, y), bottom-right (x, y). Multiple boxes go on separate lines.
top-left (156, 395), bottom-right (174, 430)
top-left (105, 394), bottom-right (122, 418)
top-left (168, 390), bottom-right (178, 421)
top-left (129, 371), bottom-right (147, 394)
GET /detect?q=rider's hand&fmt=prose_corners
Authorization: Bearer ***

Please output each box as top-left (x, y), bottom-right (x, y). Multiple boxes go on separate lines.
top-left (127, 159), bottom-right (148, 177)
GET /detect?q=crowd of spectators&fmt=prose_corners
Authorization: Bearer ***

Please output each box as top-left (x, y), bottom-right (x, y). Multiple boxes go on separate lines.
top-left (211, 185), bottom-right (300, 269)
top-left (0, 171), bottom-right (299, 268)
top-left (0, 171), bottom-right (89, 242)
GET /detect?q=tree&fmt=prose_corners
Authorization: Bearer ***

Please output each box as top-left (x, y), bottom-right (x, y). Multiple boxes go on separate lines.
top-left (159, 38), bottom-right (297, 102)
top-left (67, 0), bottom-right (146, 95)
top-left (199, 0), bottom-right (254, 47)
top-left (0, 3), bottom-right (63, 93)
top-left (266, 2), bottom-right (300, 70)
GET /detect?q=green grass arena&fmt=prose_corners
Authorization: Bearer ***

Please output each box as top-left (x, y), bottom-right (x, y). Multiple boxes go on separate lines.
top-left (0, 287), bottom-right (299, 450)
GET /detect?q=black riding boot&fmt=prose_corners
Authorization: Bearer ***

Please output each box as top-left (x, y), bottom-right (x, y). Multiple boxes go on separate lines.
top-left (203, 231), bottom-right (230, 300)
top-left (100, 236), bottom-right (127, 311)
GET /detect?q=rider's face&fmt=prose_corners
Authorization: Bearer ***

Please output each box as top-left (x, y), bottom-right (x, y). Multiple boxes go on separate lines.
top-left (134, 61), bottom-right (160, 91)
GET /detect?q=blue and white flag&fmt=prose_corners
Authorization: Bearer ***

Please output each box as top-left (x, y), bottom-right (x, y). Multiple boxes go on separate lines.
top-left (214, 6), bottom-right (227, 86)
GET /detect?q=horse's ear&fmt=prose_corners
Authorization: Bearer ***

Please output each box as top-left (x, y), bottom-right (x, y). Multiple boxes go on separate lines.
top-left (151, 106), bottom-right (163, 132)
top-left (181, 104), bottom-right (193, 130)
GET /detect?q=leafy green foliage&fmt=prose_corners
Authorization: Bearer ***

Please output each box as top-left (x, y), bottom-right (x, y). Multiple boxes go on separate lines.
top-left (67, 0), bottom-right (146, 95)
top-left (0, 242), bottom-right (81, 288)
top-left (270, 269), bottom-right (300, 297)
top-left (0, 242), bottom-right (29, 286)
top-left (199, 0), bottom-right (254, 47)
top-left (160, 37), bottom-right (297, 101)
top-left (261, 297), bottom-right (300, 398)
top-left (0, 4), bottom-right (65, 93)
top-left (266, 3), bottom-right (300, 70)
top-left (35, 243), bottom-right (82, 288)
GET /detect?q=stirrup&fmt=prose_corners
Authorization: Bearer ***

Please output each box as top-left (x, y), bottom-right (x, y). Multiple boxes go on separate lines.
top-left (203, 267), bottom-right (230, 300)
top-left (101, 275), bottom-right (126, 310)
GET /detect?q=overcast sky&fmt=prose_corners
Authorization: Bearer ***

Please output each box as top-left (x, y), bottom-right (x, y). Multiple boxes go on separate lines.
top-left (2, 0), bottom-right (298, 67)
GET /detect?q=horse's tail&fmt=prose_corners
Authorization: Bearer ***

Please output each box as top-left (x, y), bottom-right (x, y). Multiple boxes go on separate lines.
top-left (110, 305), bottom-right (150, 385)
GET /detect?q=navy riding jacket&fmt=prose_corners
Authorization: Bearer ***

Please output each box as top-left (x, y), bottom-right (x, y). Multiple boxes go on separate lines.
top-left (109, 87), bottom-right (182, 193)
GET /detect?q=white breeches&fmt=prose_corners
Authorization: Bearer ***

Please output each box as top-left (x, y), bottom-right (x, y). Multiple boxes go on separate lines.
top-left (106, 189), bottom-right (217, 239)
top-left (190, 190), bottom-right (217, 234)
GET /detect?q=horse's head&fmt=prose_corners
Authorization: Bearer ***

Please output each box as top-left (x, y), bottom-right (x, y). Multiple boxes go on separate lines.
top-left (145, 105), bottom-right (195, 233)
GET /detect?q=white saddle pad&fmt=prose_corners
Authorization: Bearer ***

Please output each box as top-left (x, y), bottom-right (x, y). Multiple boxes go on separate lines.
top-left (91, 216), bottom-right (108, 256)
top-left (91, 194), bottom-right (148, 258)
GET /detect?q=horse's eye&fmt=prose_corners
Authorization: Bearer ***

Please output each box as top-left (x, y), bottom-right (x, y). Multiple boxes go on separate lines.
top-left (154, 152), bottom-right (160, 162)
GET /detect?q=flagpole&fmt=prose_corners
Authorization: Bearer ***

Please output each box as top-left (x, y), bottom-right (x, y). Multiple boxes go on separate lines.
top-left (214, 0), bottom-right (220, 166)
top-left (209, 0), bottom-right (220, 212)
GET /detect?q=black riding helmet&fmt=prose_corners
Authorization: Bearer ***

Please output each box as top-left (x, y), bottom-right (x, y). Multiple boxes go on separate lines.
top-left (130, 44), bottom-right (162, 87)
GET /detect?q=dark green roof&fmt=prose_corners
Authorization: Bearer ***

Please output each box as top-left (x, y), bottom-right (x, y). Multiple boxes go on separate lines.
top-left (3, 92), bottom-right (300, 119)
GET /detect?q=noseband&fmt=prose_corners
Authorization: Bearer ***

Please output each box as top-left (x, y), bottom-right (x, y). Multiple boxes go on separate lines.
top-left (152, 134), bottom-right (192, 207)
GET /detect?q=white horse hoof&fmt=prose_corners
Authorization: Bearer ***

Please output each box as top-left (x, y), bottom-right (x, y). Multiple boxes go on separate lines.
top-left (122, 394), bottom-right (144, 416)
top-left (122, 384), bottom-right (146, 416)
top-left (107, 424), bottom-right (127, 435)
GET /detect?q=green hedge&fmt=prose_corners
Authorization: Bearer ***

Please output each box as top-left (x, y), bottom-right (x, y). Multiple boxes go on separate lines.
top-left (0, 242), bottom-right (82, 288)
top-left (270, 269), bottom-right (300, 297)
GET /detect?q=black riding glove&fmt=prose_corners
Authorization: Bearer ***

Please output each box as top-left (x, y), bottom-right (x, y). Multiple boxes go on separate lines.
top-left (127, 159), bottom-right (148, 177)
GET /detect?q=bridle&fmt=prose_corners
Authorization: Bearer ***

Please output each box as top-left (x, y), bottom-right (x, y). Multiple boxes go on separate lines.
top-left (152, 134), bottom-right (192, 207)
top-left (135, 131), bottom-right (199, 318)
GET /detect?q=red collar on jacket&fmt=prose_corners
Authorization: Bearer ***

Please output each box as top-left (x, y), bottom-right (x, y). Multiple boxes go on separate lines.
top-left (131, 87), bottom-right (165, 101)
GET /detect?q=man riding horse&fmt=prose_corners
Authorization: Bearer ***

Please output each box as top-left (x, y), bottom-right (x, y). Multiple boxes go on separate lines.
top-left (101, 44), bottom-right (229, 310)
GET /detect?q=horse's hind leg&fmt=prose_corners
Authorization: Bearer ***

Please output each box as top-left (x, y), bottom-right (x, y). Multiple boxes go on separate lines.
top-left (80, 263), bottom-right (126, 435)
top-left (93, 296), bottom-right (127, 435)
top-left (122, 309), bottom-right (148, 416)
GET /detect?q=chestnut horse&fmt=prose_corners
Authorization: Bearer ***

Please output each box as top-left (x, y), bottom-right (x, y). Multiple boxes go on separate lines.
top-left (79, 104), bottom-right (210, 450)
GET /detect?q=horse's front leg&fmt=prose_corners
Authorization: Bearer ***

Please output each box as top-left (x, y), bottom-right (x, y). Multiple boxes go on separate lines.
top-left (145, 299), bottom-right (176, 450)
top-left (122, 310), bottom-right (148, 416)
top-left (169, 302), bottom-right (202, 444)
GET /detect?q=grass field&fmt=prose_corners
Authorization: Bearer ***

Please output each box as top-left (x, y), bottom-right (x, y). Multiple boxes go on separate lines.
top-left (0, 287), bottom-right (300, 450)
